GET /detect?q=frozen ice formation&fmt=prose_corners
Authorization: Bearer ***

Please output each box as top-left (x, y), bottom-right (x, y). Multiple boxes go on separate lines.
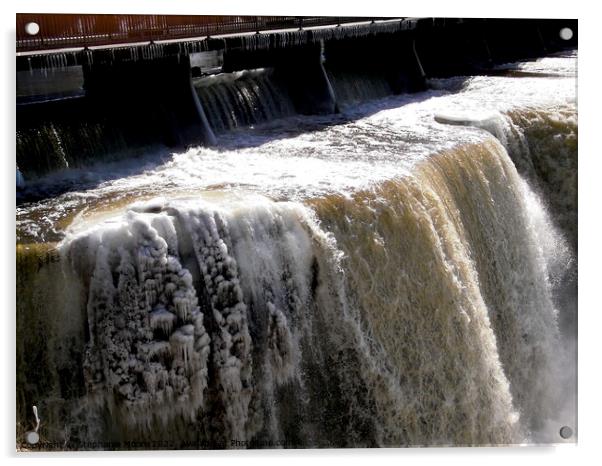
top-left (68, 211), bottom-right (211, 429)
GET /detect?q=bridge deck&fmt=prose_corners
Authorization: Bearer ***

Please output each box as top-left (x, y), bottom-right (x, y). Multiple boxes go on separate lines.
top-left (17, 14), bottom-right (392, 53)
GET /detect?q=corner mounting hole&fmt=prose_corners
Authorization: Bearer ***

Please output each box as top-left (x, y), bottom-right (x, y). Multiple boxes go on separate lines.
top-left (25, 22), bottom-right (40, 36)
top-left (559, 425), bottom-right (573, 439)
top-left (559, 27), bottom-right (573, 41)
top-left (25, 431), bottom-right (39, 444)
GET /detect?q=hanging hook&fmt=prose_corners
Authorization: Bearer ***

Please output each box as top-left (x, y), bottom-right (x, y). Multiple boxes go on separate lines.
top-left (33, 405), bottom-right (40, 432)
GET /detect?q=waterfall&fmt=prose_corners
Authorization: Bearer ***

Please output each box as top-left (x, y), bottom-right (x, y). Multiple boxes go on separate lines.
top-left (16, 134), bottom-right (570, 447)
top-left (16, 47), bottom-right (578, 448)
top-left (193, 69), bottom-right (296, 134)
top-left (311, 139), bottom-right (569, 443)
top-left (433, 106), bottom-right (577, 355)
top-left (326, 68), bottom-right (394, 109)
top-left (17, 98), bottom-right (163, 180)
top-left (502, 108), bottom-right (577, 249)
top-left (434, 106), bottom-right (577, 250)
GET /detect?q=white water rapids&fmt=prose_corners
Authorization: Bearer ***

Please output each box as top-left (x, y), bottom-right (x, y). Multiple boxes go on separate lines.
top-left (16, 51), bottom-right (577, 448)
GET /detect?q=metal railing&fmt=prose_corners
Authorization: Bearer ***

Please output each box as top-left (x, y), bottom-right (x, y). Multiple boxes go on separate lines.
top-left (17, 14), bottom-right (384, 52)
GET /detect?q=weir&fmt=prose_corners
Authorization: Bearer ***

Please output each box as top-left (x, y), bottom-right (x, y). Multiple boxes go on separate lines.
top-left (17, 17), bottom-right (577, 180)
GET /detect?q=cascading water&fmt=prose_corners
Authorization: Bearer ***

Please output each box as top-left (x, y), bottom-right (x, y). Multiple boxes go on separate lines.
top-left (16, 97), bottom-right (167, 181)
top-left (16, 51), bottom-right (577, 448)
top-left (326, 68), bottom-right (394, 109)
top-left (502, 107), bottom-right (577, 248)
top-left (193, 69), bottom-right (296, 133)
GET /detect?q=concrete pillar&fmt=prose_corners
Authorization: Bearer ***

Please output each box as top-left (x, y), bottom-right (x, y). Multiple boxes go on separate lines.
top-left (83, 54), bottom-right (215, 148)
top-left (274, 44), bottom-right (337, 115)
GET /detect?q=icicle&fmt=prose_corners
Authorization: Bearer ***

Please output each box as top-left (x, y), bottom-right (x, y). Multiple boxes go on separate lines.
top-left (149, 306), bottom-right (177, 334)
top-left (64, 211), bottom-right (211, 431)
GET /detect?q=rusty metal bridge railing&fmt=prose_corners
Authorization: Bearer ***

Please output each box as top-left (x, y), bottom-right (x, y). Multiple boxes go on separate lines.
top-left (17, 14), bottom-right (385, 52)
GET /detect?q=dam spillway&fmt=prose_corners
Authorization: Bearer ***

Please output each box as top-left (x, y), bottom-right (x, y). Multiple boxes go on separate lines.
top-left (16, 16), bottom-right (577, 449)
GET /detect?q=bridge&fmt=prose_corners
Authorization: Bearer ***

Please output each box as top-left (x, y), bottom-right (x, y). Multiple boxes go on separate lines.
top-left (17, 14), bottom-right (392, 52)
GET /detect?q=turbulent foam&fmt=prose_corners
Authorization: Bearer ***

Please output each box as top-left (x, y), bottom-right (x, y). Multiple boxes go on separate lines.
top-left (493, 50), bottom-right (577, 77)
top-left (17, 55), bottom-right (577, 244)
